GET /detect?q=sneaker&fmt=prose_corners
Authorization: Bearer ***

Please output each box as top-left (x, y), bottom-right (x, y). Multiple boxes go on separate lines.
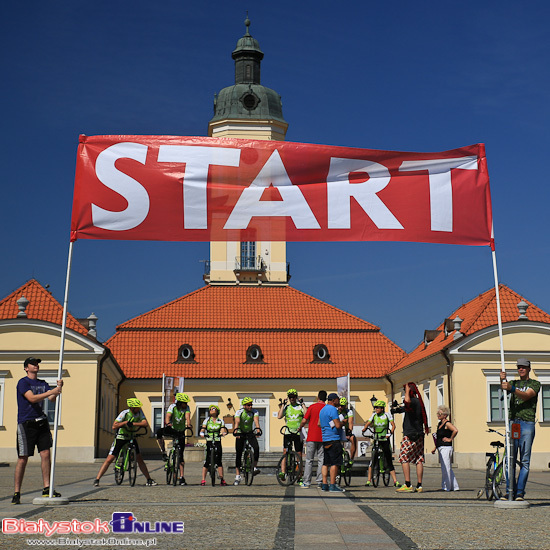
top-left (42, 487), bottom-right (61, 497)
top-left (93, 479), bottom-right (100, 487)
top-left (178, 477), bottom-right (187, 486)
top-left (253, 468), bottom-right (261, 476)
top-left (329, 484), bottom-right (345, 492)
top-left (12, 493), bottom-right (20, 505)
top-left (146, 479), bottom-right (158, 486)
top-left (321, 483), bottom-right (329, 492)
top-left (365, 481), bottom-right (372, 487)
top-left (221, 479), bottom-right (228, 486)
top-left (200, 480), bottom-right (206, 486)
top-left (500, 495), bottom-right (509, 501)
top-left (299, 482), bottom-right (310, 489)
top-left (394, 482), bottom-right (401, 488)
top-left (515, 496), bottom-right (525, 501)
top-left (396, 485), bottom-right (415, 493)
top-left (416, 486), bottom-right (423, 493)
top-left (278, 472), bottom-right (286, 480)
top-left (234, 475), bottom-right (242, 486)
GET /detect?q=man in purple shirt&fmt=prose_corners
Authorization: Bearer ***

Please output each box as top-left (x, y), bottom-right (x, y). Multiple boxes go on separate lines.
top-left (13, 357), bottom-right (63, 504)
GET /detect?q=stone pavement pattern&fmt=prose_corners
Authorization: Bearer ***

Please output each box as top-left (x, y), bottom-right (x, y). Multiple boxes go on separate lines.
top-left (0, 461), bottom-right (548, 549)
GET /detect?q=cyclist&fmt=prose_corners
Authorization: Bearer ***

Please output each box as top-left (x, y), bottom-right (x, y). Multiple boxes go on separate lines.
top-left (233, 397), bottom-right (261, 485)
top-left (362, 400), bottom-right (400, 487)
top-left (200, 405), bottom-right (228, 486)
top-left (277, 388), bottom-right (306, 480)
top-left (93, 398), bottom-right (157, 487)
top-left (156, 392), bottom-right (191, 485)
top-left (338, 397), bottom-right (357, 464)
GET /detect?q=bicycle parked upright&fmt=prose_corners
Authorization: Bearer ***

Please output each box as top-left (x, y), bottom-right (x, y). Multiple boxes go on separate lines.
top-left (337, 444), bottom-right (353, 487)
top-left (483, 428), bottom-right (518, 500)
top-left (165, 426), bottom-right (193, 486)
top-left (276, 426), bottom-right (303, 486)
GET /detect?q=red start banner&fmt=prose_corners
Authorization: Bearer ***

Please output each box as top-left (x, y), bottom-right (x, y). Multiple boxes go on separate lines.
top-left (71, 135), bottom-right (493, 246)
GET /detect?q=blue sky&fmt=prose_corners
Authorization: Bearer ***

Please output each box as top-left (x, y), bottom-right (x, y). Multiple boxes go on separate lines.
top-left (2, 1), bottom-right (549, 352)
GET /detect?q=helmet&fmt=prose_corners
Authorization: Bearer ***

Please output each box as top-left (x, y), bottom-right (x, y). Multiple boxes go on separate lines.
top-left (127, 398), bottom-right (142, 408)
top-left (175, 393), bottom-right (190, 403)
top-left (374, 400), bottom-right (386, 408)
top-left (339, 397), bottom-right (348, 406)
top-left (242, 397), bottom-right (253, 406)
top-left (287, 388), bottom-right (298, 397)
top-left (209, 404), bottom-right (220, 413)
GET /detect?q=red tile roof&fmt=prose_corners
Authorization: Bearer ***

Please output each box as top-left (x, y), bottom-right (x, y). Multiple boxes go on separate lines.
top-left (0, 279), bottom-right (88, 336)
top-left (394, 284), bottom-right (550, 371)
top-left (107, 285), bottom-right (405, 379)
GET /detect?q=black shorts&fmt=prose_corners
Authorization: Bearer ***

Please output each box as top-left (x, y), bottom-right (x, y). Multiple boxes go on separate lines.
top-left (283, 433), bottom-right (303, 453)
top-left (17, 418), bottom-right (52, 457)
top-left (109, 438), bottom-right (141, 457)
top-left (323, 440), bottom-right (343, 467)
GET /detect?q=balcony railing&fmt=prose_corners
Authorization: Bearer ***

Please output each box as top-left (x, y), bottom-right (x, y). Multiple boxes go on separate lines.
top-left (234, 256), bottom-right (267, 272)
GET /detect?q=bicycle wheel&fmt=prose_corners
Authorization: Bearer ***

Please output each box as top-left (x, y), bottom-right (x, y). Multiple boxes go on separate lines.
top-left (341, 451), bottom-right (351, 487)
top-left (243, 448), bottom-right (253, 486)
top-left (276, 455), bottom-right (290, 486)
top-left (291, 452), bottom-right (303, 485)
top-left (484, 460), bottom-right (495, 501)
top-left (372, 450), bottom-right (380, 488)
top-left (128, 447), bottom-right (137, 486)
top-left (493, 461), bottom-right (506, 500)
top-left (209, 444), bottom-right (216, 487)
top-left (173, 447), bottom-right (181, 487)
top-left (114, 449), bottom-right (125, 485)
top-left (381, 455), bottom-right (391, 486)
top-left (166, 449), bottom-right (174, 485)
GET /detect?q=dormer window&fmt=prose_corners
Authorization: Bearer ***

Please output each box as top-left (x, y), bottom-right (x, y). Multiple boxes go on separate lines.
top-left (246, 345), bottom-right (264, 363)
top-left (312, 344), bottom-right (331, 363)
top-left (177, 344), bottom-right (196, 363)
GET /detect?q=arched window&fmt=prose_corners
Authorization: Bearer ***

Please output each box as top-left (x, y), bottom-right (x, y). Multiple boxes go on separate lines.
top-left (245, 344), bottom-right (264, 363)
top-left (312, 344), bottom-right (331, 363)
top-left (177, 344), bottom-right (196, 363)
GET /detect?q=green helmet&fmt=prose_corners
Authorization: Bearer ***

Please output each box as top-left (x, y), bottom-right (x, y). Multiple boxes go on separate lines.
top-left (242, 397), bottom-right (253, 405)
top-left (127, 398), bottom-right (142, 408)
top-left (339, 397), bottom-right (348, 406)
top-left (175, 393), bottom-right (190, 403)
top-left (287, 388), bottom-right (298, 397)
top-left (209, 404), bottom-right (220, 413)
top-left (374, 400), bottom-right (386, 408)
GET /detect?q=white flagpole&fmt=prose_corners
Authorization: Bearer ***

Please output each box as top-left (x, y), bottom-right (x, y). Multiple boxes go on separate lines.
top-left (491, 246), bottom-right (513, 502)
top-left (48, 240), bottom-right (75, 500)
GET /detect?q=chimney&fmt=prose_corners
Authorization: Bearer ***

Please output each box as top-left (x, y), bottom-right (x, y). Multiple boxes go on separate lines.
top-left (16, 296), bottom-right (29, 318)
top-left (517, 300), bottom-right (529, 320)
top-left (87, 313), bottom-right (98, 338)
top-left (453, 316), bottom-right (463, 340)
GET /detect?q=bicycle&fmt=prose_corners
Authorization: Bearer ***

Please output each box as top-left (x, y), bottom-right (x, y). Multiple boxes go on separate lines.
top-left (483, 428), bottom-right (519, 500)
top-left (114, 426), bottom-right (147, 486)
top-left (233, 427), bottom-right (263, 486)
top-left (276, 426), bottom-right (303, 486)
top-left (165, 426), bottom-right (193, 486)
top-left (369, 434), bottom-right (391, 487)
top-left (204, 426), bottom-right (228, 486)
top-left (337, 445), bottom-right (353, 487)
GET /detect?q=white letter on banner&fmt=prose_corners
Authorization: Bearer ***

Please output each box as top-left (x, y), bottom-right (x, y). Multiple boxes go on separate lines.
top-left (327, 158), bottom-right (403, 229)
top-left (92, 143), bottom-right (150, 231)
top-left (158, 146), bottom-right (241, 229)
top-left (224, 149), bottom-right (320, 229)
top-left (399, 157), bottom-right (478, 232)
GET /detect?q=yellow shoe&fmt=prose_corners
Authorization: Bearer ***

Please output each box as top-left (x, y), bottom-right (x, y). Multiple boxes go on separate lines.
top-left (396, 485), bottom-right (415, 493)
top-left (416, 486), bottom-right (423, 493)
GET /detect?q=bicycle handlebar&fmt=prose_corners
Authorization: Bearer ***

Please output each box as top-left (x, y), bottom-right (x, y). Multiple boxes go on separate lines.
top-left (124, 425), bottom-right (148, 437)
top-left (280, 425), bottom-right (300, 435)
top-left (233, 427), bottom-right (263, 437)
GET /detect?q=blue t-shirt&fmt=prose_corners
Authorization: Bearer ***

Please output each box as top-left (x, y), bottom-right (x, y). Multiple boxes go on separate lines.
top-left (319, 404), bottom-right (342, 442)
top-left (17, 377), bottom-right (51, 423)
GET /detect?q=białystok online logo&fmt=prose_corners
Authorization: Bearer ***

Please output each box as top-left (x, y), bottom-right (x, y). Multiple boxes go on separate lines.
top-left (2, 512), bottom-right (184, 536)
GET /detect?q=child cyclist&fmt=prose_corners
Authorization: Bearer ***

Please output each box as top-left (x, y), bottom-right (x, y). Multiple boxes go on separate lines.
top-left (199, 405), bottom-right (228, 486)
top-left (363, 400), bottom-right (400, 488)
top-left (93, 398), bottom-right (157, 487)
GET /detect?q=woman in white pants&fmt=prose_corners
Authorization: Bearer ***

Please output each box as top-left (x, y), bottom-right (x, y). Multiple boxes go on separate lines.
top-left (431, 405), bottom-right (459, 491)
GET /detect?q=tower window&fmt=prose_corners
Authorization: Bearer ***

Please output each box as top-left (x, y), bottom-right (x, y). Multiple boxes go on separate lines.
top-left (246, 64), bottom-right (251, 79)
